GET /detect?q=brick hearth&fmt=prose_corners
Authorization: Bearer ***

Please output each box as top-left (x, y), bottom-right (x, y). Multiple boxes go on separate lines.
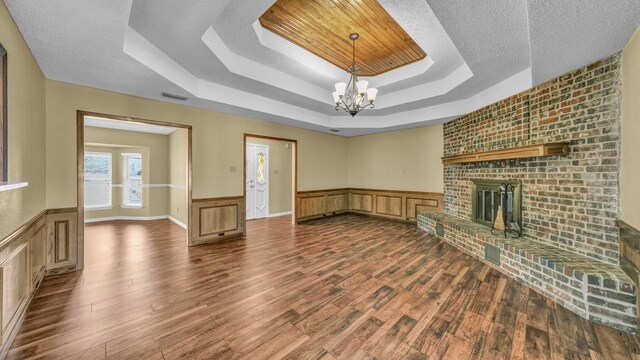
top-left (418, 212), bottom-right (636, 332)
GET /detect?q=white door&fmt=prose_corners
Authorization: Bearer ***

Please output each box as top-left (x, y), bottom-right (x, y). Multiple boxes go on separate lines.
top-left (246, 143), bottom-right (269, 220)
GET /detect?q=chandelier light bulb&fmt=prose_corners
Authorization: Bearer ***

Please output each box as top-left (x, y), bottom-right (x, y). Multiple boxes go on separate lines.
top-left (334, 82), bottom-right (347, 97)
top-left (332, 91), bottom-right (340, 104)
top-left (356, 80), bottom-right (369, 94)
top-left (366, 88), bottom-right (378, 103)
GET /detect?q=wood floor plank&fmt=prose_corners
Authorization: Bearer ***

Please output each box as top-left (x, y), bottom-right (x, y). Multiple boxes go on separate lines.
top-left (524, 324), bottom-right (551, 359)
top-left (593, 324), bottom-right (633, 360)
top-left (323, 310), bottom-right (382, 359)
top-left (510, 311), bottom-right (529, 360)
top-left (6, 215), bottom-right (637, 360)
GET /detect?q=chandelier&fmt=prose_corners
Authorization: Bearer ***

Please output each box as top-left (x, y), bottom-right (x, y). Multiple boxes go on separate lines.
top-left (332, 33), bottom-right (378, 117)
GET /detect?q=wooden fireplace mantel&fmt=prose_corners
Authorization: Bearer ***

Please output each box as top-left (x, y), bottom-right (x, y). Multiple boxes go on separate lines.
top-left (441, 142), bottom-right (569, 165)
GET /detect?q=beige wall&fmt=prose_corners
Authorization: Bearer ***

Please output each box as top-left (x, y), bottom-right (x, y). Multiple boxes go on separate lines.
top-left (85, 127), bottom-right (169, 184)
top-left (347, 125), bottom-right (444, 193)
top-left (621, 25), bottom-right (640, 230)
top-left (169, 129), bottom-right (188, 224)
top-left (84, 127), bottom-right (177, 219)
top-left (247, 137), bottom-right (293, 214)
top-left (0, 2), bottom-right (46, 240)
top-left (45, 81), bottom-right (349, 209)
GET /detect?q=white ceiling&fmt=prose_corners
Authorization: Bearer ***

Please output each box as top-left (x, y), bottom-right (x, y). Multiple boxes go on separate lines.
top-left (4, 0), bottom-right (639, 136)
top-left (85, 116), bottom-right (175, 135)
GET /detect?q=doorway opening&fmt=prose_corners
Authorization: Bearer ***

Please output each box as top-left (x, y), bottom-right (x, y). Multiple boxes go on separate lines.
top-left (243, 134), bottom-right (297, 225)
top-left (77, 111), bottom-right (192, 269)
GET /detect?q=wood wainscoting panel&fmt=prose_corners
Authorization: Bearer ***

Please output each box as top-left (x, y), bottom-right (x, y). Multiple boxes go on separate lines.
top-left (54, 220), bottom-right (69, 263)
top-left (298, 196), bottom-right (326, 219)
top-left (1, 242), bottom-right (29, 344)
top-left (620, 220), bottom-right (640, 285)
top-left (0, 209), bottom-right (48, 357)
top-left (296, 189), bottom-right (350, 221)
top-left (191, 197), bottom-right (244, 245)
top-left (296, 188), bottom-right (444, 223)
top-left (350, 193), bottom-right (374, 213)
top-left (619, 220), bottom-right (640, 333)
top-left (326, 193), bottom-right (349, 214)
top-left (406, 197), bottom-right (442, 220)
top-left (29, 220), bottom-right (47, 288)
top-left (376, 195), bottom-right (402, 217)
top-left (46, 210), bottom-right (78, 272)
top-left (199, 205), bottom-right (238, 235)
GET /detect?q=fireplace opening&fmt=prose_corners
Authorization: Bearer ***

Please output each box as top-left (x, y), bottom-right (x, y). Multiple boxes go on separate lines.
top-left (471, 179), bottom-right (522, 234)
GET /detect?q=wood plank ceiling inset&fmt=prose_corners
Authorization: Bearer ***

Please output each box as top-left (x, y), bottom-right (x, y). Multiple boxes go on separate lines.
top-left (259, 0), bottom-right (427, 77)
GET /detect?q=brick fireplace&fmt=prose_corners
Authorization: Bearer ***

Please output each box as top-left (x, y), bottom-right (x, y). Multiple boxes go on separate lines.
top-left (418, 53), bottom-right (638, 332)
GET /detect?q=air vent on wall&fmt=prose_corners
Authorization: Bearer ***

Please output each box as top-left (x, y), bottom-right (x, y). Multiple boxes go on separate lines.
top-left (162, 92), bottom-right (189, 101)
top-left (485, 243), bottom-right (501, 265)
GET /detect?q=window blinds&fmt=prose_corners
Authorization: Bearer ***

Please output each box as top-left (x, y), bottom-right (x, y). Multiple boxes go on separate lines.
top-left (84, 152), bottom-right (112, 209)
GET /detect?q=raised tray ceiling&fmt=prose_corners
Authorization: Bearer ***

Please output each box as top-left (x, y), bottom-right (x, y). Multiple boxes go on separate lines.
top-left (258, 0), bottom-right (427, 77)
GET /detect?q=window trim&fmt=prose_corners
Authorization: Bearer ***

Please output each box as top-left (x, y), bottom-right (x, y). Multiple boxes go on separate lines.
top-left (1, 42), bottom-right (8, 183)
top-left (0, 181), bottom-right (28, 192)
top-left (84, 151), bottom-right (113, 211)
top-left (121, 152), bottom-right (143, 208)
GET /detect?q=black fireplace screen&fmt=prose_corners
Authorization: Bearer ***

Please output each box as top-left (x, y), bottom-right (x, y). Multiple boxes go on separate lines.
top-left (471, 179), bottom-right (522, 229)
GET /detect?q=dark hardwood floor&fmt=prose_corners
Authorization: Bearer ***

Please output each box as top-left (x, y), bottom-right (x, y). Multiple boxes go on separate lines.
top-left (7, 214), bottom-right (640, 359)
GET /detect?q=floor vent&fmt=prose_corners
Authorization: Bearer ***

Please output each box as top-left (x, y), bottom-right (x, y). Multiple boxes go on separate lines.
top-left (436, 223), bottom-right (444, 237)
top-left (485, 243), bottom-right (501, 265)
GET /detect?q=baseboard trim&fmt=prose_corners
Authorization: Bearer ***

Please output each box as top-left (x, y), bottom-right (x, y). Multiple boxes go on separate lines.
top-left (268, 211), bottom-right (292, 218)
top-left (84, 215), bottom-right (189, 229)
top-left (45, 265), bottom-right (77, 277)
top-left (168, 216), bottom-right (187, 229)
top-left (85, 215), bottom-right (171, 223)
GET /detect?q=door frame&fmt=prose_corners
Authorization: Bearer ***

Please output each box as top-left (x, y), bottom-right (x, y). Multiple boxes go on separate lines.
top-left (77, 110), bottom-right (193, 270)
top-left (243, 133), bottom-right (297, 228)
top-left (245, 142), bottom-right (270, 220)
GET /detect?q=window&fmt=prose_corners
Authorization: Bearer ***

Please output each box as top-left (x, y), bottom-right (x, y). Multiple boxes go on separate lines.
top-left (122, 153), bottom-right (142, 208)
top-left (0, 42), bottom-right (7, 183)
top-left (257, 152), bottom-right (265, 183)
top-left (84, 152), bottom-right (112, 210)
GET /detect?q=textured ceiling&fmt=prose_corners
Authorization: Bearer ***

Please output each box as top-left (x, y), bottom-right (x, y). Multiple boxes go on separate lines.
top-left (4, 0), bottom-right (639, 137)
